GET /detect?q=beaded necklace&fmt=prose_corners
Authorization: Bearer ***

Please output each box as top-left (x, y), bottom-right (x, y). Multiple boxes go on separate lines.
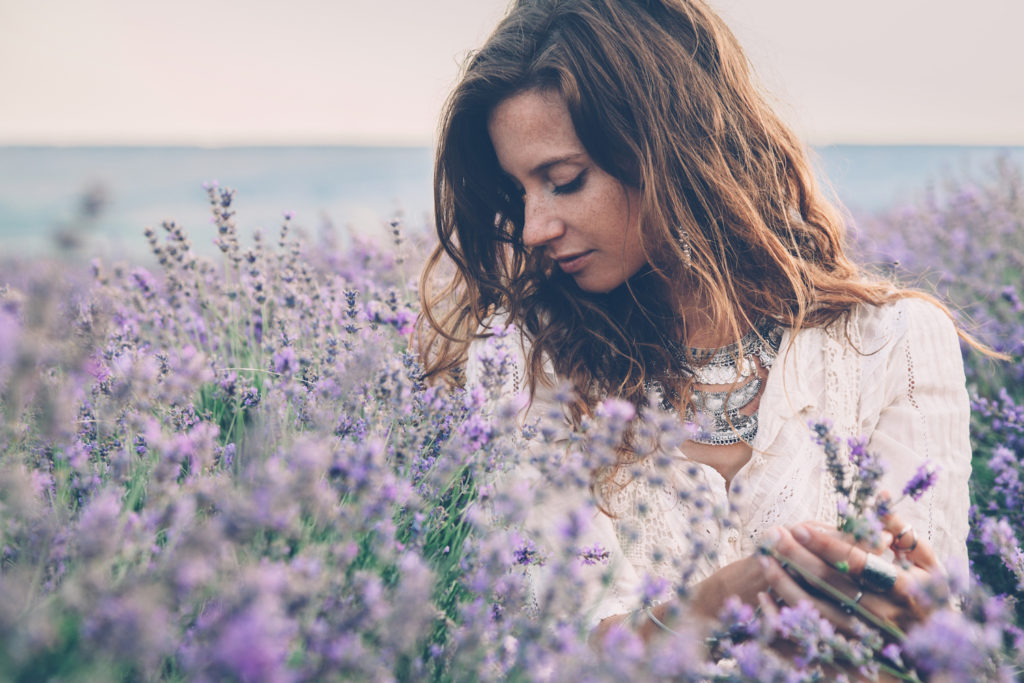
top-left (666, 319), bottom-right (784, 446)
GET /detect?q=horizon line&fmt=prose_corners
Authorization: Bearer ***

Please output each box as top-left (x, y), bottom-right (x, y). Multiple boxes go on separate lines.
top-left (3, 140), bottom-right (1024, 150)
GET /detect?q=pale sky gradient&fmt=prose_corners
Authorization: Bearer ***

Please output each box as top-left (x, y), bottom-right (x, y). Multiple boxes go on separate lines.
top-left (2, 0), bottom-right (1022, 146)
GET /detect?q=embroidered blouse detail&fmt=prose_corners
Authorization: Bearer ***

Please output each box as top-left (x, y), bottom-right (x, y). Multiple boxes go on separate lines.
top-left (466, 299), bottom-right (971, 631)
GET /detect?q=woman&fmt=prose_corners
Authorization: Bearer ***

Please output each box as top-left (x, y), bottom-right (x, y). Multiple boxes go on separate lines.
top-left (416, 0), bottom-right (974, 648)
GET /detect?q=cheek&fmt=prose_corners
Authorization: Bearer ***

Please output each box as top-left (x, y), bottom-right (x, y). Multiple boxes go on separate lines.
top-left (626, 236), bottom-right (649, 273)
top-left (622, 194), bottom-right (645, 256)
top-left (601, 187), bottom-right (638, 242)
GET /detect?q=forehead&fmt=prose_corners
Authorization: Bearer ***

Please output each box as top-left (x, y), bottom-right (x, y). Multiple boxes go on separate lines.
top-left (487, 89), bottom-right (586, 173)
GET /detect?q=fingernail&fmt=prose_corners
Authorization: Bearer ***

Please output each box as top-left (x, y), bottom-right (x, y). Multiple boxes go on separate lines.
top-left (758, 555), bottom-right (771, 570)
top-left (764, 527), bottom-right (781, 547)
top-left (791, 524), bottom-right (810, 544)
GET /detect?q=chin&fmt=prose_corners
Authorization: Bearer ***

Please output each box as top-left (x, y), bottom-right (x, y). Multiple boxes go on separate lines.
top-left (572, 267), bottom-right (648, 295)
top-left (572, 275), bottom-right (622, 294)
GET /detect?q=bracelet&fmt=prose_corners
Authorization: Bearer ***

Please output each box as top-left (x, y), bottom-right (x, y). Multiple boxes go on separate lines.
top-left (644, 606), bottom-right (679, 636)
top-left (642, 605), bottom-right (722, 653)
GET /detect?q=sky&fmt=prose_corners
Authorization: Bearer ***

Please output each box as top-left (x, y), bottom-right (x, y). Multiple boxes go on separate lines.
top-left (1, 0), bottom-right (1022, 146)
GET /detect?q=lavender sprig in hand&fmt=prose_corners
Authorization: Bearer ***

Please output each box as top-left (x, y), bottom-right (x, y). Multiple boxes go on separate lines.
top-left (810, 420), bottom-right (939, 546)
top-left (771, 420), bottom-right (948, 681)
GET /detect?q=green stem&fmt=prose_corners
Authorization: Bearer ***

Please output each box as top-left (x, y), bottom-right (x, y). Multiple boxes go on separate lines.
top-left (764, 546), bottom-right (906, 641)
top-left (763, 547), bottom-right (922, 681)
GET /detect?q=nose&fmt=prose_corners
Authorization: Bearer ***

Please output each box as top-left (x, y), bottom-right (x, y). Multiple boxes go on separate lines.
top-left (521, 194), bottom-right (565, 248)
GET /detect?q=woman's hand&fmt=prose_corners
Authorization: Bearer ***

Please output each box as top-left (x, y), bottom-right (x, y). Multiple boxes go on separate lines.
top-left (596, 509), bottom-right (941, 648)
top-left (662, 521), bottom-right (892, 634)
top-left (761, 509), bottom-right (943, 634)
top-left (688, 553), bottom-right (773, 623)
top-left (593, 553), bottom-right (775, 647)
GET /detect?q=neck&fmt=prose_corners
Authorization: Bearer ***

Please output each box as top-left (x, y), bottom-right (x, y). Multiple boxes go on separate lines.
top-left (616, 268), bottom-right (748, 350)
top-left (678, 302), bottom-right (747, 350)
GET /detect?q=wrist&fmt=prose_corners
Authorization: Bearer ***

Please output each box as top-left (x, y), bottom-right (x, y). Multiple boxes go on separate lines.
top-left (689, 572), bottom-right (725, 621)
top-left (644, 602), bottom-right (680, 636)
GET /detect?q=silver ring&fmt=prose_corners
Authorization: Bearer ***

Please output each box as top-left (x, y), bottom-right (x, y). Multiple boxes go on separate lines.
top-left (843, 590), bottom-right (864, 615)
top-left (861, 554), bottom-right (898, 593)
top-left (893, 524), bottom-right (918, 552)
top-left (766, 586), bottom-right (785, 606)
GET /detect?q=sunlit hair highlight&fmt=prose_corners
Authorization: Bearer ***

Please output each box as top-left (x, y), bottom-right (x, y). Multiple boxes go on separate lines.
top-left (416, 0), bottom-right (981, 428)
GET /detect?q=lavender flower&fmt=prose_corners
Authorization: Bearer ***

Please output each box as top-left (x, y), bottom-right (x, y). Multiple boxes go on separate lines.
top-left (977, 517), bottom-right (1024, 590)
top-left (902, 460), bottom-right (940, 501)
top-left (513, 538), bottom-right (544, 567)
top-left (809, 420), bottom-right (886, 543)
top-left (577, 543), bottom-right (610, 566)
top-left (0, 178), bottom-right (1019, 681)
top-left (271, 346), bottom-right (298, 375)
top-left (902, 609), bottom-right (1003, 680)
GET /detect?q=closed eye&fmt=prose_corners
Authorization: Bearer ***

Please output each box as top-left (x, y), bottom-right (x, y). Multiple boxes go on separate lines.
top-left (552, 169), bottom-right (587, 196)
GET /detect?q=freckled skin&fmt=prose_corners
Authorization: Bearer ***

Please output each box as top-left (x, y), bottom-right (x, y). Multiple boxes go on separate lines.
top-left (490, 89), bottom-right (760, 484)
top-left (487, 90), bottom-right (649, 294)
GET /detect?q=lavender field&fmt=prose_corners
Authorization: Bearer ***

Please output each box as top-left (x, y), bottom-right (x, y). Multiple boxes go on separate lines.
top-left (1, 161), bottom-right (1022, 681)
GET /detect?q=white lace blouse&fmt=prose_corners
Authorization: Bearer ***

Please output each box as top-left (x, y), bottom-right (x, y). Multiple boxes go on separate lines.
top-left (467, 298), bottom-right (972, 628)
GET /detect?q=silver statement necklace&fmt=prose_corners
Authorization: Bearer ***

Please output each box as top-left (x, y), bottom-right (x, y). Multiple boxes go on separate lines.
top-left (667, 319), bottom-right (784, 446)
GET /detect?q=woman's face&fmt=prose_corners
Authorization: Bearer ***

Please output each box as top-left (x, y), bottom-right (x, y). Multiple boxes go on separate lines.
top-left (487, 89), bottom-right (648, 293)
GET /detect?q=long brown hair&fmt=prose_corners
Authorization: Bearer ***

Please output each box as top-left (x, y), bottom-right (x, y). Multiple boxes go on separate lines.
top-left (416, 0), bottom-right (969, 423)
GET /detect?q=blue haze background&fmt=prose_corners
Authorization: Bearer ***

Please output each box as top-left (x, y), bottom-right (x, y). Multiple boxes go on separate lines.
top-left (2, 145), bottom-right (1023, 260)
top-left (4, 0), bottom-right (1022, 260)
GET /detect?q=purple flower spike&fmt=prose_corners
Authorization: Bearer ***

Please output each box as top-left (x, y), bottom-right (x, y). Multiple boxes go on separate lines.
top-left (271, 346), bottom-right (297, 375)
top-left (903, 461), bottom-right (940, 501)
top-left (513, 539), bottom-right (544, 567)
top-left (577, 543), bottom-right (610, 566)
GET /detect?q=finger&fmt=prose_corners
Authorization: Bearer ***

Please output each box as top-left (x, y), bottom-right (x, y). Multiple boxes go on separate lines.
top-left (768, 526), bottom-right (860, 595)
top-left (766, 544), bottom-right (915, 631)
top-left (880, 510), bottom-right (938, 571)
top-left (765, 584), bottom-right (786, 607)
top-left (802, 520), bottom-right (893, 553)
top-left (790, 524), bottom-right (921, 601)
top-left (758, 555), bottom-right (861, 635)
top-left (776, 527), bottom-right (899, 617)
top-left (757, 590), bottom-right (780, 620)
top-left (878, 489), bottom-right (938, 569)
top-left (800, 525), bottom-right (946, 628)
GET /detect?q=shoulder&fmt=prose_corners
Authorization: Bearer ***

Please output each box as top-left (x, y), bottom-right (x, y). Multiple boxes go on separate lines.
top-left (845, 297), bottom-right (967, 416)
top-left (775, 297), bottom-right (962, 418)
top-left (819, 296), bottom-right (960, 363)
top-left (782, 297), bottom-right (956, 370)
top-left (852, 296), bottom-right (956, 343)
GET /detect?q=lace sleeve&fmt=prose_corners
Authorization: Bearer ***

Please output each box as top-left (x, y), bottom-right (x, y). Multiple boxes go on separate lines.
top-left (466, 323), bottom-right (643, 630)
top-left (860, 299), bottom-right (972, 575)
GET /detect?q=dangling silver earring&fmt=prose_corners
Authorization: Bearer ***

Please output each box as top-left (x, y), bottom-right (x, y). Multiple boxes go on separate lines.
top-left (678, 229), bottom-right (693, 267)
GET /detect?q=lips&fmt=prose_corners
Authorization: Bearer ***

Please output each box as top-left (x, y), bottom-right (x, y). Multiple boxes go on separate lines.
top-left (553, 250), bottom-right (594, 274)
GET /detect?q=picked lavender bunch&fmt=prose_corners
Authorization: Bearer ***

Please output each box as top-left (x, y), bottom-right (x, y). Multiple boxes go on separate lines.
top-left (810, 419), bottom-right (939, 547)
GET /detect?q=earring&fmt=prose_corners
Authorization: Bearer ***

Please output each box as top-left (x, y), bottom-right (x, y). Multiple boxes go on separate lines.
top-left (678, 229), bottom-right (693, 267)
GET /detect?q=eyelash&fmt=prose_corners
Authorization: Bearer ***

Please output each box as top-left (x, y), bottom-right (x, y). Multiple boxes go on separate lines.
top-left (506, 169), bottom-right (587, 202)
top-left (552, 170), bottom-right (586, 196)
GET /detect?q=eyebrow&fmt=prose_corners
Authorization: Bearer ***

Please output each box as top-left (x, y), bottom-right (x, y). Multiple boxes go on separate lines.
top-left (528, 152), bottom-right (587, 176)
